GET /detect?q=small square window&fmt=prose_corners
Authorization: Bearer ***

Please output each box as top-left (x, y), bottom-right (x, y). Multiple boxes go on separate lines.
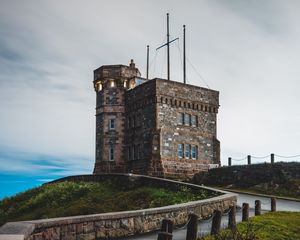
top-left (109, 145), bottom-right (114, 161)
top-left (192, 116), bottom-right (197, 127)
top-left (185, 144), bottom-right (190, 159)
top-left (192, 145), bottom-right (197, 160)
top-left (185, 114), bottom-right (191, 126)
top-left (109, 119), bottom-right (115, 130)
top-left (178, 144), bottom-right (183, 158)
top-left (178, 113), bottom-right (184, 125)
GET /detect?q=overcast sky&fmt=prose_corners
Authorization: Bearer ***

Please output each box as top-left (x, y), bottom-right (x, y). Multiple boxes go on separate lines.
top-left (1, 0), bottom-right (300, 196)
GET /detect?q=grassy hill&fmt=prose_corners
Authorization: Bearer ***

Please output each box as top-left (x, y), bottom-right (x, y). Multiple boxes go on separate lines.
top-left (200, 211), bottom-right (300, 240)
top-left (0, 180), bottom-right (216, 226)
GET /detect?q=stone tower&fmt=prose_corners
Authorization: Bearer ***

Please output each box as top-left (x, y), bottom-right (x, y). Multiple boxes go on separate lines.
top-left (93, 60), bottom-right (141, 174)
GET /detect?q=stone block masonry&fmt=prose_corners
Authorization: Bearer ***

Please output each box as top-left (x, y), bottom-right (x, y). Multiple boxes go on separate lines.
top-left (0, 174), bottom-right (237, 240)
top-left (93, 60), bottom-right (220, 179)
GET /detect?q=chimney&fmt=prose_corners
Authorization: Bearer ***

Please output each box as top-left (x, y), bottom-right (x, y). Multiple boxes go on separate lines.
top-left (129, 59), bottom-right (135, 69)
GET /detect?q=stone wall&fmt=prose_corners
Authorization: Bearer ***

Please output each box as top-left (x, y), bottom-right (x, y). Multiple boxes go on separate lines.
top-left (193, 162), bottom-right (300, 187)
top-left (92, 61), bottom-right (220, 179)
top-left (155, 79), bottom-right (220, 178)
top-left (93, 62), bottom-right (141, 174)
top-left (125, 80), bottom-right (161, 175)
top-left (123, 78), bottom-right (220, 178)
top-left (0, 174), bottom-right (237, 240)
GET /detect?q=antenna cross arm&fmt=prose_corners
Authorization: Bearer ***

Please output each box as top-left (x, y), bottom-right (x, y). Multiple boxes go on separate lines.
top-left (156, 37), bottom-right (179, 51)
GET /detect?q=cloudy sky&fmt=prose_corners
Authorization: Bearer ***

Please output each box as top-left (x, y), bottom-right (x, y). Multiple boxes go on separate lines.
top-left (1, 0), bottom-right (300, 198)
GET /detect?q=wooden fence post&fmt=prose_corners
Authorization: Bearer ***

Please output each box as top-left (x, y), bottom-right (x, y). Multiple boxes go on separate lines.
top-left (158, 219), bottom-right (173, 240)
top-left (247, 155), bottom-right (251, 165)
top-left (271, 197), bottom-right (276, 212)
top-left (186, 213), bottom-right (198, 240)
top-left (228, 157), bottom-right (232, 166)
top-left (161, 219), bottom-right (173, 233)
top-left (228, 205), bottom-right (236, 230)
top-left (255, 200), bottom-right (261, 216)
top-left (271, 153), bottom-right (275, 164)
top-left (242, 203), bottom-right (249, 221)
top-left (211, 210), bottom-right (222, 235)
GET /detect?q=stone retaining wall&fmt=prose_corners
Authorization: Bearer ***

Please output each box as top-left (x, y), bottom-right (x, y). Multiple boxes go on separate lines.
top-left (0, 174), bottom-right (237, 240)
top-left (193, 162), bottom-right (300, 187)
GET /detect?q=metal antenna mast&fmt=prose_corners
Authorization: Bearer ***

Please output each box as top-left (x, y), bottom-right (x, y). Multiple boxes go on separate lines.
top-left (156, 13), bottom-right (179, 80)
top-left (167, 13), bottom-right (170, 80)
top-left (183, 25), bottom-right (186, 84)
top-left (146, 45), bottom-right (149, 79)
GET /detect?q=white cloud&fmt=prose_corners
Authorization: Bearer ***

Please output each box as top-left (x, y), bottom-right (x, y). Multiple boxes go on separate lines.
top-left (0, 0), bottom-right (299, 172)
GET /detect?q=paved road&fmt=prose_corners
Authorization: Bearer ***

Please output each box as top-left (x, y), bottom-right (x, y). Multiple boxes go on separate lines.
top-left (125, 192), bottom-right (300, 240)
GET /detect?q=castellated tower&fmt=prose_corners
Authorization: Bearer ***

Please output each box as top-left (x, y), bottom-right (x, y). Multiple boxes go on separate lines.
top-left (93, 60), bottom-right (220, 178)
top-left (93, 60), bottom-right (141, 174)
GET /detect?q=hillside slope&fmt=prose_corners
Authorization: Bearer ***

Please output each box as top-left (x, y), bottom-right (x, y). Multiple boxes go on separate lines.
top-left (0, 180), bottom-right (216, 226)
top-left (193, 162), bottom-right (300, 199)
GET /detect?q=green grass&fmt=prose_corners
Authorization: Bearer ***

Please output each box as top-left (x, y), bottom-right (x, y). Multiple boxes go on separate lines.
top-left (0, 181), bottom-right (215, 226)
top-left (200, 212), bottom-right (300, 240)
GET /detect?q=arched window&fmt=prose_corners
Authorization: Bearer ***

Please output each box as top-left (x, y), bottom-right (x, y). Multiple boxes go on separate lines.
top-left (96, 82), bottom-right (102, 92)
top-left (110, 80), bottom-right (115, 88)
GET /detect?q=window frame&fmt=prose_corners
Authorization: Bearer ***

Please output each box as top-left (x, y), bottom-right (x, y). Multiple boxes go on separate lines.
top-left (185, 114), bottom-right (191, 126)
top-left (109, 118), bottom-right (115, 130)
top-left (178, 113), bottom-right (184, 125)
top-left (192, 145), bottom-right (197, 160)
top-left (185, 144), bottom-right (190, 159)
top-left (178, 144), bottom-right (183, 158)
top-left (109, 145), bottom-right (114, 161)
top-left (192, 115), bottom-right (197, 127)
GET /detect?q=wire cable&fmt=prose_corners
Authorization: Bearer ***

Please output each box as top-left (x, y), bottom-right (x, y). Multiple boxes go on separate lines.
top-left (186, 57), bottom-right (210, 89)
top-left (173, 216), bottom-right (191, 230)
top-left (251, 155), bottom-right (270, 159)
top-left (231, 157), bottom-right (247, 162)
top-left (274, 154), bottom-right (300, 158)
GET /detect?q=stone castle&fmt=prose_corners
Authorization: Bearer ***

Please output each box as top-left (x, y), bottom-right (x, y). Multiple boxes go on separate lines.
top-left (93, 60), bottom-right (220, 178)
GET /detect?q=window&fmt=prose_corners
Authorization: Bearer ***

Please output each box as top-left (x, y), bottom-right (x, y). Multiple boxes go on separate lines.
top-left (96, 82), bottom-right (102, 92)
top-left (109, 118), bottom-right (115, 130)
top-left (109, 145), bottom-right (114, 161)
top-left (192, 115), bottom-right (197, 127)
top-left (192, 145), bottom-right (197, 160)
top-left (178, 144), bottom-right (183, 158)
top-left (178, 113), bottom-right (184, 125)
top-left (185, 144), bottom-right (190, 159)
top-left (110, 80), bottom-right (115, 87)
top-left (185, 114), bottom-right (190, 126)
